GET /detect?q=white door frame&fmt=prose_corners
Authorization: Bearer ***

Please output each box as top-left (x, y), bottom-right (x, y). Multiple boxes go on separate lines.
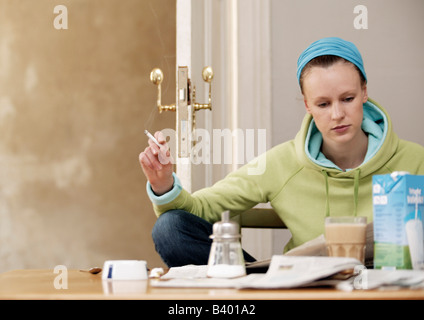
top-left (228, 0), bottom-right (274, 260)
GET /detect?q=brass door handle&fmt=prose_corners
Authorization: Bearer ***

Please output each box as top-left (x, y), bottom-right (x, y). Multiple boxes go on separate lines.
top-left (149, 68), bottom-right (176, 113)
top-left (150, 66), bottom-right (214, 158)
top-left (193, 66), bottom-right (213, 111)
top-left (149, 66), bottom-right (213, 113)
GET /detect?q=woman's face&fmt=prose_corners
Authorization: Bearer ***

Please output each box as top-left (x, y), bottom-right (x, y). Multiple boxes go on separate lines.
top-left (302, 61), bottom-right (368, 147)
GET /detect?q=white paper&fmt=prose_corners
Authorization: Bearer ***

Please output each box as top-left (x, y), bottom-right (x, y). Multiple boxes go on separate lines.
top-left (151, 256), bottom-right (424, 290)
top-left (160, 265), bottom-right (208, 279)
top-left (151, 255), bottom-right (360, 289)
top-left (237, 256), bottom-right (360, 289)
top-left (337, 269), bottom-right (424, 291)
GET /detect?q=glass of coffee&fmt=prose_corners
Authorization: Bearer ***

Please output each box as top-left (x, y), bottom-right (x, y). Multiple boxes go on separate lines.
top-left (325, 216), bottom-right (367, 264)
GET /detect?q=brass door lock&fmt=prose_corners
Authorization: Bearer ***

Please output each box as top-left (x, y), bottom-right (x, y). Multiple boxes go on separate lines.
top-left (149, 66), bottom-right (213, 114)
top-left (149, 66), bottom-right (213, 158)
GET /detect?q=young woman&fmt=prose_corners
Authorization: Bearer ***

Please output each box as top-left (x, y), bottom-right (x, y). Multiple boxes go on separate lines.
top-left (139, 37), bottom-right (424, 267)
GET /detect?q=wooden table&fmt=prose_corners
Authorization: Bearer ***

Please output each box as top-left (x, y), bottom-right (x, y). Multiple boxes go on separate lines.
top-left (0, 269), bottom-right (423, 300)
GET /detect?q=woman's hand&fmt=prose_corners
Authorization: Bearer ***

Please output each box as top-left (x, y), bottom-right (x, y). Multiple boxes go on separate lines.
top-left (139, 131), bottom-right (174, 196)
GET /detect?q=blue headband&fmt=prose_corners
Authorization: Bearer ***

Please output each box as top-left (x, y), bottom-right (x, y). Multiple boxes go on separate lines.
top-left (296, 37), bottom-right (367, 85)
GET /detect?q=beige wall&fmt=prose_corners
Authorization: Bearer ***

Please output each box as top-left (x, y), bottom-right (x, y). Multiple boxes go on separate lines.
top-left (0, 0), bottom-right (175, 272)
top-left (271, 0), bottom-right (424, 147)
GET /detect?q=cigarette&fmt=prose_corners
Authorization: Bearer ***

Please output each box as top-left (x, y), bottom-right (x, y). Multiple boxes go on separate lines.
top-left (144, 130), bottom-right (162, 147)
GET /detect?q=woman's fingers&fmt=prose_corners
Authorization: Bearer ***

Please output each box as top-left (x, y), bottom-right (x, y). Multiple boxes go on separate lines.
top-left (155, 131), bottom-right (166, 144)
top-left (140, 147), bottom-right (162, 171)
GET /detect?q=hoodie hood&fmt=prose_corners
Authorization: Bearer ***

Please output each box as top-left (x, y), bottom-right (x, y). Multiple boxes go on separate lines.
top-left (295, 98), bottom-right (399, 178)
top-left (294, 98), bottom-right (399, 216)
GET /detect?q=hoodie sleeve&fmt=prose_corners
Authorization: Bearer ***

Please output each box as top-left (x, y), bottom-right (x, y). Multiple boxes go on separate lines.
top-left (151, 153), bottom-right (269, 223)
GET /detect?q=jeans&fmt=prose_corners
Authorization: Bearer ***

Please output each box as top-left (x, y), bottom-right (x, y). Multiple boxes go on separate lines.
top-left (152, 209), bottom-right (256, 267)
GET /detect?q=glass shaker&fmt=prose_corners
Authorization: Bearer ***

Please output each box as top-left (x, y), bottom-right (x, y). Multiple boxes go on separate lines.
top-left (207, 211), bottom-right (246, 278)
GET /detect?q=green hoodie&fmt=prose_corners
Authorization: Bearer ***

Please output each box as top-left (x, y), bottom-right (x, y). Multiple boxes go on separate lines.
top-left (148, 99), bottom-right (424, 251)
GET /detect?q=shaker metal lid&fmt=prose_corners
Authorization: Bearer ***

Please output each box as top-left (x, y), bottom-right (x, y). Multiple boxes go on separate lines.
top-left (210, 211), bottom-right (241, 239)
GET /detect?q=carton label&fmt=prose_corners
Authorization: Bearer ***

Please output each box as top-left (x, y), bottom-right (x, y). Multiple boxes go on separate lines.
top-left (372, 173), bottom-right (424, 269)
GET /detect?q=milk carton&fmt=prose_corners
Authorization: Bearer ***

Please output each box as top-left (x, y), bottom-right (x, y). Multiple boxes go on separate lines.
top-left (372, 172), bottom-right (424, 269)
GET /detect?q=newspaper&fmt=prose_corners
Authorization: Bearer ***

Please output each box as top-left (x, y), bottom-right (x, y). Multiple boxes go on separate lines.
top-left (151, 224), bottom-right (424, 289)
top-left (336, 269), bottom-right (424, 291)
top-left (150, 255), bottom-right (360, 289)
top-left (151, 256), bottom-right (424, 290)
top-left (239, 256), bottom-right (360, 289)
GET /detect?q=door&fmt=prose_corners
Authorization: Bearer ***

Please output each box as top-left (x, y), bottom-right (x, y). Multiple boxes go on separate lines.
top-left (151, 0), bottom-right (277, 260)
top-left (177, 0), bottom-right (277, 260)
top-left (173, 0), bottom-right (273, 190)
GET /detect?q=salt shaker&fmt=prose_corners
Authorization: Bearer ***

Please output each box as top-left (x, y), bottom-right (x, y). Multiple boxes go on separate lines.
top-left (207, 211), bottom-right (246, 278)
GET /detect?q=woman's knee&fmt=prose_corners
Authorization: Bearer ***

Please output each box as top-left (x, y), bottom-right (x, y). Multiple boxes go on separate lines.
top-left (151, 210), bottom-right (213, 267)
top-left (151, 210), bottom-right (190, 241)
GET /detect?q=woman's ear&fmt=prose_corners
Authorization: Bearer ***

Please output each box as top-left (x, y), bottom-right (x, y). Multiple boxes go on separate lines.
top-left (304, 98), bottom-right (312, 114)
top-left (362, 85), bottom-right (368, 103)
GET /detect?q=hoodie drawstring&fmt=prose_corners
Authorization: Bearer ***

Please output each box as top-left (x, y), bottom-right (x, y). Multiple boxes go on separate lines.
top-left (353, 169), bottom-right (361, 217)
top-left (321, 168), bottom-right (361, 217)
top-left (321, 170), bottom-right (330, 217)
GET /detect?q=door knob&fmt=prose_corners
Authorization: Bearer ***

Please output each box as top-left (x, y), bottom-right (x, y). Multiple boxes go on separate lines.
top-left (202, 66), bottom-right (214, 83)
top-left (149, 68), bottom-right (176, 113)
top-left (193, 66), bottom-right (214, 111)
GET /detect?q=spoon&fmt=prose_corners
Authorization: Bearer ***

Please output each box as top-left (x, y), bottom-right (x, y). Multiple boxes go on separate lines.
top-left (79, 267), bottom-right (102, 274)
